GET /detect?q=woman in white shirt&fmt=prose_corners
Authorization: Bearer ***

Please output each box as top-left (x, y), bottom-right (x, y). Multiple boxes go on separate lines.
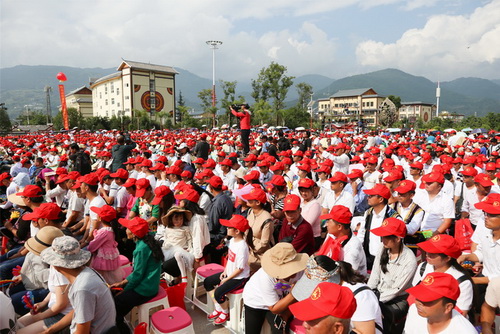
top-left (298, 178), bottom-right (322, 250)
top-left (411, 234), bottom-right (474, 316)
top-left (367, 217), bottom-right (417, 334)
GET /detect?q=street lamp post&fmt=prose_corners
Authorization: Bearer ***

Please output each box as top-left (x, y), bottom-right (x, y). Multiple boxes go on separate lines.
top-left (206, 40), bottom-right (222, 128)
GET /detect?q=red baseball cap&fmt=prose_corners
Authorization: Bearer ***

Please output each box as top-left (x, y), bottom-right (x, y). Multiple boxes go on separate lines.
top-left (292, 151), bottom-right (304, 157)
top-left (242, 187), bottom-right (268, 203)
top-left (81, 173), bottom-right (99, 186)
top-left (384, 169), bottom-right (403, 182)
top-left (475, 193), bottom-right (500, 214)
top-left (421, 172), bottom-right (445, 185)
top-left (150, 163), bottom-right (166, 172)
top-left (417, 234), bottom-right (462, 258)
top-left (202, 159), bottom-right (217, 168)
top-left (175, 188), bottom-right (200, 203)
top-left (220, 215), bottom-right (250, 232)
top-left (297, 163), bottom-right (311, 173)
top-left (315, 165), bottom-right (331, 175)
top-left (298, 178), bottom-right (316, 189)
top-left (56, 174), bottom-right (70, 184)
top-left (319, 205), bottom-right (352, 224)
top-left (290, 282), bottom-right (357, 321)
top-left (371, 217), bottom-right (406, 238)
top-left (135, 178), bottom-right (151, 198)
top-left (366, 156), bottom-right (378, 165)
top-left (122, 178), bottom-right (136, 188)
top-left (328, 172), bottom-right (348, 183)
top-left (461, 167), bottom-right (478, 177)
top-left (154, 156), bottom-right (168, 163)
top-left (151, 185), bottom-right (172, 205)
top-left (118, 217), bottom-right (149, 238)
top-left (208, 176), bottom-right (223, 189)
top-left (474, 173), bottom-right (494, 187)
top-left (270, 162), bottom-right (285, 172)
top-left (409, 161), bottom-right (424, 170)
top-left (347, 169), bottom-right (363, 180)
top-left (90, 205), bottom-right (117, 223)
top-left (193, 157), bottom-right (205, 165)
top-left (266, 175), bottom-right (286, 188)
top-left (23, 202), bottom-right (61, 221)
top-left (180, 170), bottom-right (192, 178)
top-left (0, 172), bottom-right (10, 182)
top-left (220, 159), bottom-right (233, 167)
top-left (406, 272), bottom-right (460, 302)
top-left (139, 159), bottom-right (153, 168)
top-left (243, 154), bottom-right (258, 162)
top-left (167, 166), bottom-right (183, 176)
top-left (485, 162), bottom-right (496, 171)
top-left (283, 194), bottom-right (301, 211)
top-left (244, 170), bottom-right (260, 181)
top-left (257, 160), bottom-right (271, 168)
top-left (363, 184), bottom-right (391, 199)
top-left (16, 185), bottom-right (43, 198)
top-left (110, 168), bottom-right (129, 179)
top-left (393, 180), bottom-right (416, 194)
top-left (55, 167), bottom-right (67, 175)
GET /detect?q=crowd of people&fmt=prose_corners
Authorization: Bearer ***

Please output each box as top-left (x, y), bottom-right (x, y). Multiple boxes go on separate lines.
top-left (0, 124), bottom-right (500, 333)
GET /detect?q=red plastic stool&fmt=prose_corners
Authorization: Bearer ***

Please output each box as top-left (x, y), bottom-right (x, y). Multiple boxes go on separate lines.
top-left (191, 263), bottom-right (224, 314)
top-left (150, 307), bottom-right (194, 334)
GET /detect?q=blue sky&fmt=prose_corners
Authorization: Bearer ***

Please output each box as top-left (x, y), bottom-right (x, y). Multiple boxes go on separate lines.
top-left (1, 0), bottom-right (499, 83)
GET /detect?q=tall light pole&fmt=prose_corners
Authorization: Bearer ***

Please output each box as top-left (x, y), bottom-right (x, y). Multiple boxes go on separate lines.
top-left (206, 40), bottom-right (222, 128)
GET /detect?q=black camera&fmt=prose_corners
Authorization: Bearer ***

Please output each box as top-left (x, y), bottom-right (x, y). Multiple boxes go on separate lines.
top-left (231, 104), bottom-right (240, 110)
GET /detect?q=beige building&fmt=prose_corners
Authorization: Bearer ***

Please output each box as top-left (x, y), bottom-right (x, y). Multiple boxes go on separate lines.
top-left (65, 86), bottom-right (93, 118)
top-left (398, 102), bottom-right (436, 123)
top-left (90, 60), bottom-right (178, 119)
top-left (317, 88), bottom-right (386, 126)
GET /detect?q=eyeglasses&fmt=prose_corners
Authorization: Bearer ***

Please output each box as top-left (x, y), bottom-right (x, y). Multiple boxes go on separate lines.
top-left (486, 213), bottom-right (500, 218)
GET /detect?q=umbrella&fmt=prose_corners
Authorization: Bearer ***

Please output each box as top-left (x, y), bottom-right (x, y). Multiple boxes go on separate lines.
top-left (444, 128), bottom-right (456, 133)
top-left (295, 127), bottom-right (305, 131)
top-left (461, 128), bottom-right (473, 132)
top-left (386, 128), bottom-right (401, 133)
top-left (472, 128), bottom-right (488, 134)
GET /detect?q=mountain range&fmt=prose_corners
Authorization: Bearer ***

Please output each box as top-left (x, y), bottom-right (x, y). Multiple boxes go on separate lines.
top-left (1, 65), bottom-right (499, 118)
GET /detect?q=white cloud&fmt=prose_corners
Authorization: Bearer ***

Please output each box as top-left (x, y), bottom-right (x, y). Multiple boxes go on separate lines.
top-left (356, 0), bottom-right (500, 80)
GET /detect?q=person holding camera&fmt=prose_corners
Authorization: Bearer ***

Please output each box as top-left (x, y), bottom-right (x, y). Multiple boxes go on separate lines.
top-left (111, 133), bottom-right (136, 173)
top-left (230, 104), bottom-right (251, 155)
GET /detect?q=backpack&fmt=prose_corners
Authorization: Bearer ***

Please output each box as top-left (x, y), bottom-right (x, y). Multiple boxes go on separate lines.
top-left (73, 152), bottom-right (91, 176)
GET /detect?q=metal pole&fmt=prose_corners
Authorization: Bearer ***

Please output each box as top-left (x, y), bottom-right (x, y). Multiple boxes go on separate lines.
top-left (206, 40), bottom-right (222, 128)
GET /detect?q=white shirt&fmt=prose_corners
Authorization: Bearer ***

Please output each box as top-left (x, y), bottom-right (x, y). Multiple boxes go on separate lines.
top-left (243, 268), bottom-right (282, 310)
top-left (393, 202), bottom-right (425, 235)
top-left (301, 199), bottom-right (322, 237)
top-left (45, 185), bottom-right (67, 207)
top-left (358, 206), bottom-right (390, 257)
top-left (413, 190), bottom-right (455, 232)
top-left (322, 189), bottom-right (355, 214)
top-left (412, 263), bottom-right (473, 312)
top-left (87, 196), bottom-right (107, 222)
top-left (330, 154), bottom-right (350, 174)
top-left (343, 282), bottom-right (383, 334)
top-left (403, 304), bottom-right (476, 334)
top-left (473, 231), bottom-right (500, 279)
top-left (364, 171), bottom-right (381, 190)
top-left (225, 238), bottom-right (250, 280)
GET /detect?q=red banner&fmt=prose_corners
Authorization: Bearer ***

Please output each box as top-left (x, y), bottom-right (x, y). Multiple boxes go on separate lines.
top-left (58, 84), bottom-right (69, 130)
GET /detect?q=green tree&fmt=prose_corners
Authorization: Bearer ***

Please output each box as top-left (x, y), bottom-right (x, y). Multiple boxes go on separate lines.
top-left (198, 89), bottom-right (217, 127)
top-left (52, 108), bottom-right (83, 130)
top-left (219, 80), bottom-right (245, 126)
top-left (296, 82), bottom-right (313, 112)
top-left (83, 116), bottom-right (111, 131)
top-left (283, 106), bottom-right (310, 129)
top-left (0, 103), bottom-right (11, 132)
top-left (252, 100), bottom-right (274, 126)
top-left (17, 110), bottom-right (47, 125)
top-left (387, 95), bottom-right (402, 110)
top-left (251, 62), bottom-right (294, 125)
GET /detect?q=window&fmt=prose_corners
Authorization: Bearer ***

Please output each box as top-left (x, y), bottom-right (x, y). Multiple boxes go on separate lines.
top-left (117, 102), bottom-right (120, 107)
top-left (125, 83), bottom-right (129, 87)
top-left (106, 110), bottom-right (109, 117)
top-left (99, 92), bottom-right (102, 99)
top-left (362, 102), bottom-right (366, 107)
top-left (105, 99), bottom-right (108, 105)
top-left (111, 98), bottom-right (115, 105)
top-left (370, 102), bottom-right (374, 107)
top-left (105, 85), bottom-right (108, 94)
top-left (111, 83), bottom-right (114, 93)
top-left (116, 88), bottom-right (120, 95)
top-left (125, 96), bottom-right (129, 100)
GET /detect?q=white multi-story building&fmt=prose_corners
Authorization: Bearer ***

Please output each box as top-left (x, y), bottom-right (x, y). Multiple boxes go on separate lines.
top-left (90, 60), bottom-right (178, 119)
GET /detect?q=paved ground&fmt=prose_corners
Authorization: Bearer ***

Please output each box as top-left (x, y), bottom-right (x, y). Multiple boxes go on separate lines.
top-left (185, 299), bottom-right (230, 334)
